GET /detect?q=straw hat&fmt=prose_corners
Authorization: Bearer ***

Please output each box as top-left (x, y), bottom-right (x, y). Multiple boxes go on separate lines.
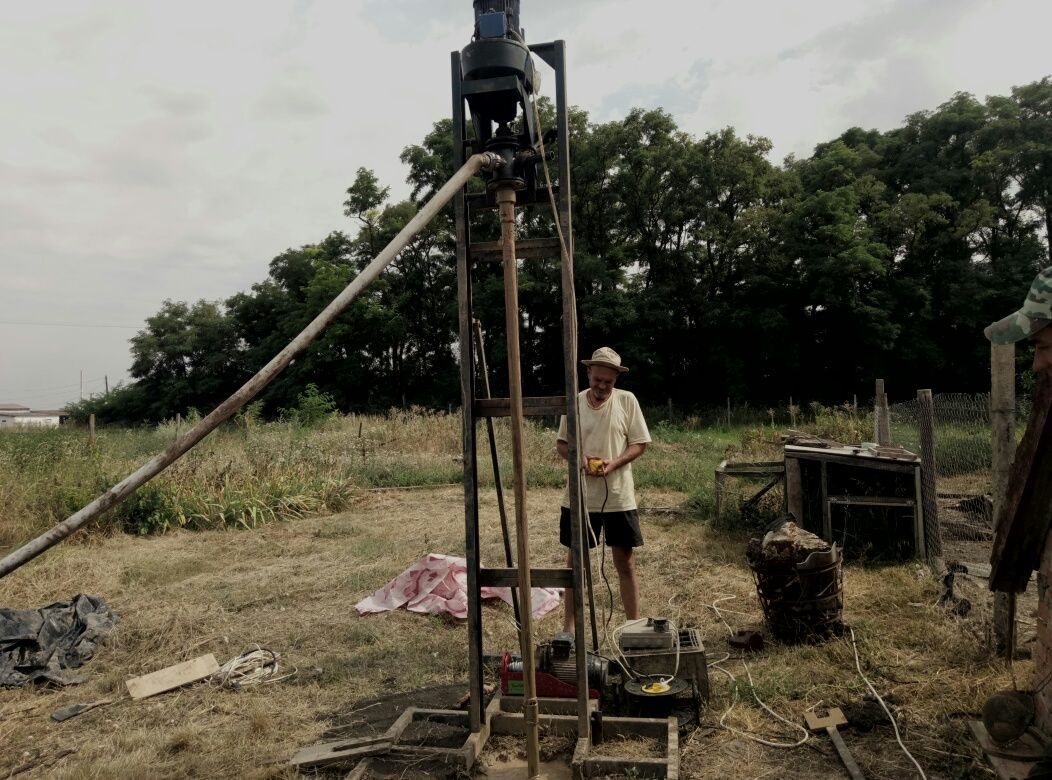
top-left (581, 347), bottom-right (628, 373)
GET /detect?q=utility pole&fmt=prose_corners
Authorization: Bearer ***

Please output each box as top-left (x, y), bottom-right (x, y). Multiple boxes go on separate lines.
top-left (105, 375), bottom-right (109, 395)
top-left (80, 369), bottom-right (83, 401)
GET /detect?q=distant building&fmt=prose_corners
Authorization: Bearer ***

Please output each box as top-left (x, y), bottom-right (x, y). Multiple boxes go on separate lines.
top-left (0, 403), bottom-right (63, 429)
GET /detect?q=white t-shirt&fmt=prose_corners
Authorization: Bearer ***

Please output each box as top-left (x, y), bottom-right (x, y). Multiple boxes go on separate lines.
top-left (557, 388), bottom-right (651, 512)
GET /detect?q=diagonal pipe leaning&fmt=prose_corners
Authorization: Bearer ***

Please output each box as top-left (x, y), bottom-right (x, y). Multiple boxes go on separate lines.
top-left (0, 152), bottom-right (504, 580)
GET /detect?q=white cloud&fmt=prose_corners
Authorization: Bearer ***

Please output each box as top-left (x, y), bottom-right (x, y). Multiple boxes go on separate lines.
top-left (1, 0), bottom-right (1050, 407)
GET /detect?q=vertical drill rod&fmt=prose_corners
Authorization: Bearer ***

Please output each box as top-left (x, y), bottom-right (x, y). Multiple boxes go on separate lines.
top-left (496, 185), bottom-right (541, 778)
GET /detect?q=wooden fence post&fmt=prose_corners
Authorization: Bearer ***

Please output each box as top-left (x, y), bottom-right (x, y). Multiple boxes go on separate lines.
top-left (991, 343), bottom-right (1017, 659)
top-left (875, 379), bottom-right (891, 446)
top-left (88, 414), bottom-right (96, 448)
top-left (917, 389), bottom-right (942, 563)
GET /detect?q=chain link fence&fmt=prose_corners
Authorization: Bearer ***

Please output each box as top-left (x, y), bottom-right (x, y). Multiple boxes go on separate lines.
top-left (888, 392), bottom-right (1038, 648)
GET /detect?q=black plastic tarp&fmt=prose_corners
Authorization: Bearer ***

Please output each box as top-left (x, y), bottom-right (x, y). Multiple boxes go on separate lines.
top-left (0, 594), bottom-right (117, 687)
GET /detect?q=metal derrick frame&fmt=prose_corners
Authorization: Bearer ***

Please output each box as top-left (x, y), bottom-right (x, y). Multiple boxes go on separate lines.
top-left (451, 39), bottom-right (680, 780)
top-left (291, 38), bottom-right (678, 780)
top-left (453, 37), bottom-right (589, 736)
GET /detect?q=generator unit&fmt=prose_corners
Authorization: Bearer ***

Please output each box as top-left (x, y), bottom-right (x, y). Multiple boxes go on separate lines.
top-left (501, 633), bottom-right (607, 699)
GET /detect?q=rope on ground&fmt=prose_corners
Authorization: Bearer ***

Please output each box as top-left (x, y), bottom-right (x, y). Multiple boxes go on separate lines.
top-left (210, 645), bottom-right (295, 689)
top-left (849, 627), bottom-right (927, 779)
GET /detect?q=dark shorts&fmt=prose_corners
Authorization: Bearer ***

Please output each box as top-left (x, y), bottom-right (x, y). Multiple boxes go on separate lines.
top-left (559, 507), bottom-right (643, 549)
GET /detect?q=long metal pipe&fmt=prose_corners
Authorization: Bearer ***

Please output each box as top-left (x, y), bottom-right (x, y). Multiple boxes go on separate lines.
top-left (496, 184), bottom-right (541, 778)
top-left (0, 152), bottom-right (503, 580)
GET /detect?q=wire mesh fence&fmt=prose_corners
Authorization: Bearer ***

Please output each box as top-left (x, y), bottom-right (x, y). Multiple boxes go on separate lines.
top-left (890, 393), bottom-right (997, 569)
top-left (888, 391), bottom-right (1039, 649)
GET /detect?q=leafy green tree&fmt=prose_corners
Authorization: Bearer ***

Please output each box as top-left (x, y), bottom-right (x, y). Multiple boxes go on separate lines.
top-left (127, 299), bottom-right (245, 420)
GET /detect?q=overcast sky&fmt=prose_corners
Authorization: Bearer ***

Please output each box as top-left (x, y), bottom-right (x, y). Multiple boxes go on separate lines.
top-left (1, 0), bottom-right (1049, 409)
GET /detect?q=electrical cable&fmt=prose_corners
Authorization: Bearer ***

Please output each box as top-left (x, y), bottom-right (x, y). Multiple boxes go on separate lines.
top-left (210, 645), bottom-right (295, 689)
top-left (0, 319), bottom-right (139, 330)
top-left (531, 78), bottom-right (609, 664)
top-left (849, 627), bottom-right (927, 779)
top-left (707, 595), bottom-right (810, 749)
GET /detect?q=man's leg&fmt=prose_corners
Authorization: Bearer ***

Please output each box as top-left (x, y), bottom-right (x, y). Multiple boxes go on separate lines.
top-left (611, 546), bottom-right (640, 620)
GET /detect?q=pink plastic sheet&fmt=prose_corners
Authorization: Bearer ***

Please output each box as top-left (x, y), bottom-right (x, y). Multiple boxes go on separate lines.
top-left (355, 553), bottom-right (561, 620)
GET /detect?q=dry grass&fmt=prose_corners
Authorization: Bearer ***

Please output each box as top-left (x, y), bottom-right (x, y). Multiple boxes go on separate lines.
top-left (0, 481), bottom-right (1019, 779)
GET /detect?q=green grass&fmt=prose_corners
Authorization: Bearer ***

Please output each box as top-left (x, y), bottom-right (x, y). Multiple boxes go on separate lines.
top-left (1, 411), bottom-right (752, 550)
top-left (0, 401), bottom-right (994, 551)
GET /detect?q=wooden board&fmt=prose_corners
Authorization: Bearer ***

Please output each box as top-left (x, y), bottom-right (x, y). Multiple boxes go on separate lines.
top-left (474, 396), bottom-right (567, 418)
top-left (125, 654), bottom-right (219, 700)
top-left (990, 377), bottom-right (1052, 592)
top-left (290, 739), bottom-right (392, 769)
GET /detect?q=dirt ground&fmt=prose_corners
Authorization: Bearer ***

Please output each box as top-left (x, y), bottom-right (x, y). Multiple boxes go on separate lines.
top-left (0, 486), bottom-right (1026, 778)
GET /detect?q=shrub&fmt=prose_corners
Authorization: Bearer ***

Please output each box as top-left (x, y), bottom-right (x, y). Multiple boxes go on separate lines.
top-left (280, 384), bottom-right (338, 427)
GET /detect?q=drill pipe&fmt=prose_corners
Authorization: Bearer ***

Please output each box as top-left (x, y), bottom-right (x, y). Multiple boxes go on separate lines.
top-left (496, 184), bottom-right (541, 779)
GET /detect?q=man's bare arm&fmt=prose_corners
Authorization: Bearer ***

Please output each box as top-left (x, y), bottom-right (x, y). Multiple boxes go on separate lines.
top-left (556, 439), bottom-right (569, 461)
top-left (604, 443), bottom-right (647, 475)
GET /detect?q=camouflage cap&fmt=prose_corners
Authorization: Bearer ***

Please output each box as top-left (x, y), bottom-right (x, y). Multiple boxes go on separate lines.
top-left (985, 266), bottom-right (1052, 344)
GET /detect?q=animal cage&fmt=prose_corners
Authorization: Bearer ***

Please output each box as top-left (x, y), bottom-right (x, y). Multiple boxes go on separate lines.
top-left (784, 444), bottom-right (925, 561)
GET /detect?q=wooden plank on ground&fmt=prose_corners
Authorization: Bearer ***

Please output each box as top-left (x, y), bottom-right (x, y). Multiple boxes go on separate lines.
top-left (290, 739), bottom-right (392, 769)
top-left (990, 377), bottom-right (1052, 592)
top-left (125, 654), bottom-right (219, 700)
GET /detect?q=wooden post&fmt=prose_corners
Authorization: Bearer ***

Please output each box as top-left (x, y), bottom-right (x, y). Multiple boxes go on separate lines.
top-left (175, 413), bottom-right (182, 436)
top-left (104, 375), bottom-right (109, 395)
top-left (88, 413), bottom-right (96, 447)
top-left (785, 457), bottom-right (803, 520)
top-left (667, 397), bottom-right (673, 423)
top-left (727, 397), bottom-right (732, 428)
top-left (875, 379), bottom-right (891, 446)
top-left (917, 389), bottom-right (942, 563)
top-left (991, 343), bottom-right (1017, 659)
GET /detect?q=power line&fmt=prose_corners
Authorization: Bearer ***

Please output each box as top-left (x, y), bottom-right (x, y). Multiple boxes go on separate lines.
top-left (0, 377), bottom-right (106, 394)
top-left (0, 319), bottom-right (140, 330)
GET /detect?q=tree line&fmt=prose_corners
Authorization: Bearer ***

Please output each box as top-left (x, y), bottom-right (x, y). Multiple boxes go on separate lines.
top-left (74, 77), bottom-right (1052, 424)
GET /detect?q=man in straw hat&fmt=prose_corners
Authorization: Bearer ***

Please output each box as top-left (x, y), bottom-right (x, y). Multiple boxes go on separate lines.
top-left (556, 347), bottom-right (651, 632)
top-left (985, 265), bottom-right (1052, 373)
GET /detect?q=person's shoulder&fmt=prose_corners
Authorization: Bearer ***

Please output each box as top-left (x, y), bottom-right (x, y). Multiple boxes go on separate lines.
top-left (614, 389), bottom-right (642, 408)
